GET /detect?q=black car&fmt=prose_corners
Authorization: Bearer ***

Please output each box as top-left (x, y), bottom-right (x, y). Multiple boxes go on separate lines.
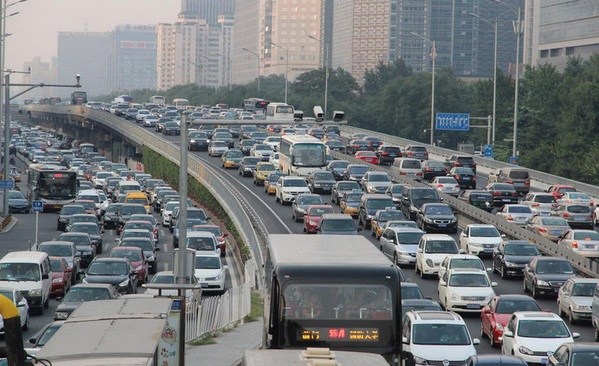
top-left (57, 204), bottom-right (87, 231)
top-left (188, 131), bottom-right (209, 151)
top-left (308, 128), bottom-right (325, 139)
top-left (324, 139), bottom-right (345, 153)
top-left (239, 139), bottom-right (258, 156)
top-left (416, 203), bottom-right (458, 233)
top-left (375, 145), bottom-right (402, 166)
top-left (69, 222), bottom-right (104, 254)
top-left (399, 186), bottom-right (441, 220)
top-left (548, 342), bottom-right (599, 365)
top-left (330, 180), bottom-right (362, 205)
top-left (492, 240), bottom-right (541, 279)
top-left (421, 160), bottom-right (447, 181)
top-left (291, 194), bottom-right (324, 222)
top-left (54, 283), bottom-right (118, 320)
top-left (58, 232), bottom-right (95, 269)
top-left (342, 164), bottom-right (369, 182)
top-left (385, 184), bottom-right (408, 208)
top-left (119, 238), bottom-right (158, 274)
top-left (83, 257), bottom-right (138, 294)
top-left (238, 157), bottom-right (261, 177)
top-left (307, 171), bottom-right (336, 194)
top-left (449, 166), bottom-right (476, 189)
top-left (485, 183), bottom-right (519, 206)
top-left (458, 190), bottom-right (493, 212)
top-left (445, 154), bottom-right (477, 174)
top-left (162, 121), bottom-right (181, 136)
top-left (465, 355), bottom-right (527, 366)
top-left (357, 194), bottom-right (395, 229)
top-left (326, 160), bottom-right (350, 180)
top-left (523, 256), bottom-right (576, 298)
top-left (363, 136), bottom-right (383, 151)
top-left (345, 139), bottom-right (371, 155)
top-left (117, 203), bottom-right (147, 229)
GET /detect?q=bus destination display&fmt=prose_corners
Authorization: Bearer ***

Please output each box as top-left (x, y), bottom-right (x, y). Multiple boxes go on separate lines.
top-left (299, 327), bottom-right (379, 342)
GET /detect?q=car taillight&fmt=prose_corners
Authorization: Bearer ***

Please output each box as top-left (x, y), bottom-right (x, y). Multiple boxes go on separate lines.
top-left (538, 227), bottom-right (547, 233)
top-left (525, 180), bottom-right (530, 186)
top-left (453, 174), bottom-right (460, 180)
top-left (506, 180), bottom-right (513, 184)
top-left (493, 191), bottom-right (501, 196)
top-left (571, 241), bottom-right (578, 249)
top-left (400, 172), bottom-right (407, 175)
top-left (507, 215), bottom-right (513, 220)
top-left (381, 152), bottom-right (389, 156)
top-left (426, 168), bottom-right (433, 172)
top-left (563, 213), bottom-right (571, 218)
top-left (416, 172), bottom-right (422, 176)
top-left (436, 184), bottom-right (444, 188)
top-left (532, 203), bottom-right (540, 207)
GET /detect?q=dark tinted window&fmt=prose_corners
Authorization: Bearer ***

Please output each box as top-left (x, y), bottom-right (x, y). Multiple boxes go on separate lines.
top-left (509, 170), bottom-right (529, 179)
top-left (402, 160), bottom-right (421, 169)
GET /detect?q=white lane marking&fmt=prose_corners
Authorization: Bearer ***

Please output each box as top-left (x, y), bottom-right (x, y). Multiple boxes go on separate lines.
top-left (163, 244), bottom-right (168, 252)
top-left (163, 262), bottom-right (168, 271)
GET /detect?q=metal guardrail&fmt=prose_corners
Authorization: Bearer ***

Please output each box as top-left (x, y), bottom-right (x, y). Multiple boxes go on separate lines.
top-left (330, 150), bottom-right (599, 278)
top-left (339, 125), bottom-right (599, 198)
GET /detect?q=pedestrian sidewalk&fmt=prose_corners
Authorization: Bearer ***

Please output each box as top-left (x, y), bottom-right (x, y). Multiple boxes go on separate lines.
top-left (185, 318), bottom-right (263, 366)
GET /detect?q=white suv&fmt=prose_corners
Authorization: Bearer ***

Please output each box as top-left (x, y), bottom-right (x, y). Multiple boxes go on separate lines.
top-left (438, 268), bottom-right (497, 312)
top-left (275, 176), bottom-right (310, 205)
top-left (415, 234), bottom-right (460, 278)
top-left (193, 252), bottom-right (227, 294)
top-left (459, 224), bottom-right (504, 256)
top-left (402, 311), bottom-right (479, 365)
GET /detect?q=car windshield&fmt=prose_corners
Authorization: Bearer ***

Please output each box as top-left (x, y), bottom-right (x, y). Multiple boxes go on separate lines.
top-left (0, 263), bottom-right (39, 281)
top-left (87, 261), bottom-right (128, 276)
top-left (504, 243), bottom-right (540, 256)
top-left (297, 196), bottom-right (323, 205)
top-left (540, 217), bottom-right (568, 226)
top-left (121, 239), bottom-right (153, 252)
top-left (321, 219), bottom-right (356, 232)
top-left (493, 184), bottom-right (516, 191)
top-left (349, 166), bottom-right (368, 174)
top-left (36, 324), bottom-right (62, 347)
top-left (122, 231), bottom-right (151, 240)
top-left (455, 167), bottom-right (474, 174)
top-left (571, 282), bottom-right (597, 296)
top-left (338, 182), bottom-right (360, 190)
top-left (436, 177), bottom-right (457, 184)
top-left (507, 206), bottom-right (532, 213)
top-left (187, 237), bottom-right (215, 251)
top-left (390, 185), bottom-right (405, 194)
top-left (121, 205), bottom-right (145, 215)
top-left (243, 158), bottom-right (260, 165)
top-left (534, 195), bottom-right (556, 203)
top-left (425, 240), bottom-right (458, 254)
top-left (517, 320), bottom-right (570, 338)
top-left (49, 259), bottom-right (64, 271)
top-left (567, 205), bottom-right (591, 213)
top-left (110, 249), bottom-right (142, 262)
top-left (194, 256), bottom-right (221, 270)
top-left (313, 172), bottom-right (334, 180)
top-left (449, 258), bottom-right (484, 270)
top-left (60, 234), bottom-right (90, 246)
top-left (412, 324), bottom-right (470, 345)
top-left (379, 211), bottom-right (405, 221)
top-left (330, 161), bottom-right (349, 169)
top-left (495, 299), bottom-right (541, 313)
top-left (8, 191), bottom-right (25, 199)
top-left (411, 189), bottom-right (438, 200)
top-left (63, 287), bottom-right (110, 302)
top-left (124, 222), bottom-right (152, 231)
top-left (573, 231), bottom-right (599, 240)
top-left (401, 286), bottom-right (424, 300)
top-left (401, 160), bottom-right (420, 168)
top-left (470, 227), bottom-right (500, 237)
top-left (72, 224), bottom-right (99, 235)
top-left (396, 232), bottom-right (424, 244)
top-left (150, 274), bottom-right (175, 284)
top-left (424, 205), bottom-right (452, 215)
top-left (571, 352), bottom-right (599, 364)
top-left (284, 179), bottom-right (307, 187)
top-left (226, 150), bottom-right (244, 158)
top-left (258, 164), bottom-right (275, 172)
top-left (61, 206), bottom-right (86, 215)
top-left (366, 199), bottom-right (395, 210)
top-left (449, 274), bottom-right (489, 287)
top-left (536, 260), bottom-right (574, 274)
top-left (568, 193), bottom-right (590, 200)
top-left (369, 174), bottom-right (390, 182)
top-left (39, 245), bottom-right (72, 257)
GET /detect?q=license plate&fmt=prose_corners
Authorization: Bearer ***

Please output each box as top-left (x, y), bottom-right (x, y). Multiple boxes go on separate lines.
top-left (541, 358), bottom-right (547, 365)
top-left (434, 168), bottom-right (443, 171)
top-left (437, 224), bottom-right (447, 227)
top-left (514, 182), bottom-right (524, 186)
top-left (585, 245), bottom-right (596, 250)
top-left (484, 248), bottom-right (493, 252)
top-left (575, 217), bottom-right (585, 221)
top-left (466, 304), bottom-right (479, 309)
top-left (201, 283), bottom-right (209, 288)
top-left (551, 230), bottom-right (561, 235)
top-left (502, 199), bottom-right (511, 202)
top-left (463, 177), bottom-right (470, 180)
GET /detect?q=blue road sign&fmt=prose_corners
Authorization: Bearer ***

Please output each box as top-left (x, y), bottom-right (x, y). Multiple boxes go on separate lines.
top-left (32, 200), bottom-right (44, 212)
top-left (483, 144), bottom-right (494, 158)
top-left (435, 113), bottom-right (470, 131)
top-left (509, 155), bottom-right (519, 165)
top-left (0, 180), bottom-right (13, 189)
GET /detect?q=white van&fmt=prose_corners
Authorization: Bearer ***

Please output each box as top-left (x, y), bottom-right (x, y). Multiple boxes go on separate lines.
top-left (393, 158), bottom-right (423, 181)
top-left (0, 251), bottom-right (51, 314)
top-left (114, 180), bottom-right (142, 203)
top-left (77, 189), bottom-right (102, 211)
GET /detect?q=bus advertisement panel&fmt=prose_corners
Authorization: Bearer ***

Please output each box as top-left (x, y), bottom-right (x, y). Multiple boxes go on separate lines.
top-left (278, 135), bottom-right (327, 176)
top-left (27, 164), bottom-right (77, 211)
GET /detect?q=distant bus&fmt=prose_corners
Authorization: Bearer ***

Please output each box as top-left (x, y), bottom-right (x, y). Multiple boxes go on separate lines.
top-left (278, 134), bottom-right (327, 176)
top-left (27, 164), bottom-right (77, 211)
top-left (266, 102), bottom-right (295, 121)
top-left (173, 98), bottom-right (190, 110)
top-left (114, 95), bottom-right (133, 104)
top-left (264, 235), bottom-right (403, 363)
top-left (71, 91), bottom-right (88, 105)
top-left (242, 98), bottom-right (270, 113)
top-left (148, 95), bottom-right (166, 105)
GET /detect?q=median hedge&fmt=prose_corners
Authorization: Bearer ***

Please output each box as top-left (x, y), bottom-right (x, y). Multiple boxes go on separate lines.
top-left (142, 146), bottom-right (251, 261)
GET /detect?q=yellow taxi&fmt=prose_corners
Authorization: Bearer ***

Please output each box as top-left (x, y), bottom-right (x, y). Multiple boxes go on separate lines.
top-left (253, 162), bottom-right (276, 186)
top-left (221, 149), bottom-right (244, 169)
top-left (125, 191), bottom-right (151, 214)
top-left (371, 208), bottom-right (407, 239)
top-left (264, 172), bottom-right (285, 195)
top-left (339, 191), bottom-right (362, 218)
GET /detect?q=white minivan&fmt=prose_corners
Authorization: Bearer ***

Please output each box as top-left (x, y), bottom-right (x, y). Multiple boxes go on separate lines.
top-left (0, 251), bottom-right (51, 314)
top-left (393, 158), bottom-right (423, 181)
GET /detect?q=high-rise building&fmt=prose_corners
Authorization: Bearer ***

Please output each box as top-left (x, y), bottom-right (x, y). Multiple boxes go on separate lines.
top-left (179, 0), bottom-right (235, 25)
top-left (111, 25), bottom-right (157, 92)
top-left (231, 0), bottom-right (260, 85)
top-left (21, 57), bottom-right (55, 102)
top-left (57, 31), bottom-right (112, 98)
top-left (526, 0), bottom-right (599, 70)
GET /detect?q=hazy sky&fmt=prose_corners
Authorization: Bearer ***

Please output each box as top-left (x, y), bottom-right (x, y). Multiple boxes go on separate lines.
top-left (5, 0), bottom-right (180, 69)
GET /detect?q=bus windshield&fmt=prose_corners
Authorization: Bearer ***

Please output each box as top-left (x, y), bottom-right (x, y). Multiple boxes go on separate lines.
top-left (293, 144), bottom-right (326, 167)
top-left (38, 172), bottom-right (77, 200)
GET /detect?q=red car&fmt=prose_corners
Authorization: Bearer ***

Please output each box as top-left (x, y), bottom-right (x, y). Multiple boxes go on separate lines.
top-left (547, 184), bottom-right (577, 200)
top-left (480, 294), bottom-right (541, 347)
top-left (192, 224), bottom-right (228, 257)
top-left (303, 205), bottom-right (335, 234)
top-left (355, 151), bottom-right (379, 165)
top-left (49, 256), bottom-right (72, 298)
top-left (109, 246), bottom-right (148, 284)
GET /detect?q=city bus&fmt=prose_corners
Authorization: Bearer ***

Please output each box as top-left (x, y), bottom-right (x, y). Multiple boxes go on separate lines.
top-left (27, 164), bottom-right (77, 211)
top-left (173, 98), bottom-right (190, 110)
top-left (266, 102), bottom-right (294, 121)
top-left (278, 135), bottom-right (327, 176)
top-left (71, 91), bottom-right (88, 105)
top-left (242, 98), bottom-right (270, 114)
top-left (263, 234), bottom-right (403, 364)
top-left (148, 95), bottom-right (166, 105)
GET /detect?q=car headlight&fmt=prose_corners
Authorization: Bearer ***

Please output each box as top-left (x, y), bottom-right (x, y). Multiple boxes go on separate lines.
top-left (118, 279), bottom-right (130, 287)
top-left (504, 261), bottom-right (517, 267)
top-left (412, 356), bottom-right (430, 365)
top-left (537, 280), bottom-right (550, 286)
top-left (397, 250), bottom-right (409, 256)
top-left (52, 278), bottom-right (64, 283)
top-left (190, 139), bottom-right (196, 143)
top-left (424, 217), bottom-right (433, 223)
top-left (54, 311), bottom-right (69, 320)
top-left (495, 323), bottom-right (504, 331)
top-left (308, 221), bottom-right (317, 226)
top-left (367, 214), bottom-right (373, 219)
top-left (134, 265), bottom-right (144, 271)
top-left (518, 346), bottom-right (535, 355)
top-left (573, 304), bottom-right (591, 311)
top-left (29, 289), bottom-right (41, 297)
top-left (449, 292), bottom-right (460, 301)
top-left (425, 259), bottom-right (434, 268)
top-left (82, 278), bottom-right (89, 284)
top-left (214, 273), bottom-right (224, 281)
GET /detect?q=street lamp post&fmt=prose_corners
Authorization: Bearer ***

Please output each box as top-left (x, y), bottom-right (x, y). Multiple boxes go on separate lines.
top-left (306, 34), bottom-right (329, 119)
top-left (470, 12), bottom-right (498, 145)
top-left (494, 0), bottom-right (522, 163)
top-left (241, 47), bottom-right (260, 92)
top-left (269, 42), bottom-right (289, 104)
top-left (410, 32), bottom-right (436, 146)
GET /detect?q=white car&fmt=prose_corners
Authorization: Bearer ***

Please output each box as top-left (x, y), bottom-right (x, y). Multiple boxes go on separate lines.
top-left (430, 176), bottom-right (461, 196)
top-left (269, 152), bottom-right (280, 168)
top-left (250, 143), bottom-right (273, 161)
top-left (207, 141), bottom-right (229, 157)
top-left (193, 252), bottom-right (227, 294)
top-left (92, 171), bottom-right (115, 189)
top-left (415, 234), bottom-right (460, 278)
top-left (501, 312), bottom-right (579, 364)
top-left (135, 109), bottom-right (151, 122)
top-left (263, 136), bottom-right (281, 151)
top-left (144, 271), bottom-right (202, 302)
top-left (521, 192), bottom-right (556, 216)
top-left (275, 176), bottom-right (310, 205)
top-left (496, 204), bottom-right (534, 226)
top-left (557, 192), bottom-right (594, 207)
top-left (459, 224), bottom-right (504, 256)
top-left (142, 115), bottom-right (159, 127)
top-left (402, 311), bottom-right (479, 365)
top-left (438, 268), bottom-right (496, 312)
top-left (0, 287), bottom-right (29, 332)
top-left (361, 171), bottom-right (392, 194)
top-left (379, 227), bottom-right (425, 266)
top-left (161, 201), bottom-right (180, 227)
top-left (437, 254), bottom-right (486, 280)
top-left (557, 277), bottom-right (599, 324)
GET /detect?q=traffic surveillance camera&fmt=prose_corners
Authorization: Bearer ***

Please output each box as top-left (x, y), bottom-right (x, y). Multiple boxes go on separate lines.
top-left (313, 106), bottom-right (324, 122)
top-left (75, 74), bottom-right (81, 86)
top-left (293, 110), bottom-right (304, 122)
top-left (333, 110), bottom-right (345, 122)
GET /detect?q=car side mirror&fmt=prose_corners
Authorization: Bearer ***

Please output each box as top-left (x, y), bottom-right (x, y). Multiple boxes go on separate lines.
top-left (42, 274), bottom-right (49, 280)
top-left (501, 234), bottom-right (506, 238)
top-left (389, 239), bottom-right (395, 244)
top-left (472, 338), bottom-right (480, 346)
top-left (502, 330), bottom-right (514, 338)
top-left (417, 248), bottom-right (423, 253)
top-left (439, 281), bottom-right (446, 286)
top-left (28, 337), bottom-right (37, 345)
top-left (459, 249), bottom-right (466, 254)
top-left (486, 267), bottom-right (493, 273)
top-left (572, 332), bottom-right (580, 338)
top-left (154, 247), bottom-right (160, 252)
top-left (460, 232), bottom-right (466, 237)
top-left (491, 282), bottom-right (498, 287)
top-left (402, 336), bottom-right (408, 344)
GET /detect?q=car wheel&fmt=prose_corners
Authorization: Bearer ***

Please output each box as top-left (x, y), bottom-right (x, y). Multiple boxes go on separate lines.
top-left (532, 285), bottom-right (539, 299)
top-left (568, 308), bottom-right (576, 325)
top-left (500, 264), bottom-right (508, 279)
top-left (414, 262), bottom-right (420, 275)
top-left (480, 323), bottom-right (487, 339)
top-left (523, 279), bottom-right (528, 293)
top-left (22, 314), bottom-right (29, 331)
top-left (594, 324), bottom-right (599, 342)
top-left (44, 297), bottom-right (49, 309)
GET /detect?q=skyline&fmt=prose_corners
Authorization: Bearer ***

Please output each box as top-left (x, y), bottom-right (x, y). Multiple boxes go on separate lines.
top-left (5, 0), bottom-right (179, 70)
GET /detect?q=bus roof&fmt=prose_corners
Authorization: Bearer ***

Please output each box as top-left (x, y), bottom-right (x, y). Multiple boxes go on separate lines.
top-left (28, 163), bottom-right (70, 171)
top-left (280, 134), bottom-right (323, 144)
top-left (36, 298), bottom-right (172, 364)
top-left (268, 234), bottom-right (392, 267)
top-left (243, 349), bottom-right (389, 366)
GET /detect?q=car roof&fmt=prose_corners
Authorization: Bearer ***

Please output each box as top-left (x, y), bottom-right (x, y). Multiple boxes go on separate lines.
top-left (187, 231), bottom-right (217, 238)
top-left (71, 283), bottom-right (114, 289)
top-left (422, 234), bottom-right (455, 240)
top-left (194, 251), bottom-right (220, 258)
top-left (513, 311), bottom-right (561, 320)
top-left (447, 268), bottom-right (487, 274)
top-left (388, 227), bottom-right (424, 233)
top-left (409, 311), bottom-right (463, 323)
